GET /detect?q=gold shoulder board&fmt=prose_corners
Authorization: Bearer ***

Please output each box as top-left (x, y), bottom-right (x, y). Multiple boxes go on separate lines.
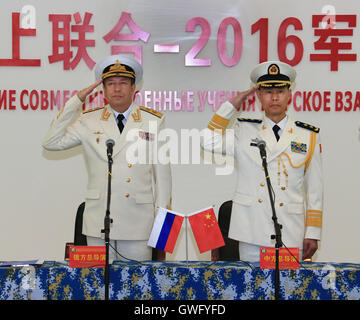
top-left (295, 121), bottom-right (320, 133)
top-left (83, 106), bottom-right (104, 114)
top-left (237, 118), bottom-right (262, 123)
top-left (139, 106), bottom-right (163, 119)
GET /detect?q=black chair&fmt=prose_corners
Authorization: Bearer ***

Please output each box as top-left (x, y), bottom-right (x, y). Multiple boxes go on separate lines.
top-left (64, 202), bottom-right (87, 260)
top-left (213, 200), bottom-right (239, 261)
top-left (71, 201), bottom-right (159, 260)
top-left (74, 202), bottom-right (87, 245)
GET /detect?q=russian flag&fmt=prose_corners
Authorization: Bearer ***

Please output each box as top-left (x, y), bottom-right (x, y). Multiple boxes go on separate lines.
top-left (148, 208), bottom-right (184, 253)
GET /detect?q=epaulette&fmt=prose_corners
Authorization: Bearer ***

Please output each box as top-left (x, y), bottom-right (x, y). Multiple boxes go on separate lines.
top-left (237, 118), bottom-right (262, 123)
top-left (140, 106), bottom-right (163, 118)
top-left (295, 121), bottom-right (320, 133)
top-left (83, 106), bottom-right (104, 114)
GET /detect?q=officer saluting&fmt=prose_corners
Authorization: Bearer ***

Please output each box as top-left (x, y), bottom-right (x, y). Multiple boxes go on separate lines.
top-left (43, 55), bottom-right (172, 261)
top-left (202, 61), bottom-right (323, 262)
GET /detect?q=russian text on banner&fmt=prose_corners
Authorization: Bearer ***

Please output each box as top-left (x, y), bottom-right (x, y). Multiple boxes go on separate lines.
top-left (147, 207), bottom-right (184, 253)
top-left (188, 207), bottom-right (225, 254)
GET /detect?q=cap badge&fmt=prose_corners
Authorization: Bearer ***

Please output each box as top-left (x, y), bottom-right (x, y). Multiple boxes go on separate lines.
top-left (268, 64), bottom-right (279, 75)
top-left (110, 60), bottom-right (127, 73)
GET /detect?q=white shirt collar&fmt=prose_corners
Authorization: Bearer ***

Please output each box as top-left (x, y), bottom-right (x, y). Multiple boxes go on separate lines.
top-left (111, 103), bottom-right (133, 123)
top-left (265, 115), bottom-right (288, 135)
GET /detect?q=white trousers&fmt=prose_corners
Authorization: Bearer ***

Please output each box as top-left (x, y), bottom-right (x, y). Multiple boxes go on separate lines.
top-left (239, 241), bottom-right (303, 262)
top-left (239, 242), bottom-right (261, 262)
top-left (86, 236), bottom-right (152, 263)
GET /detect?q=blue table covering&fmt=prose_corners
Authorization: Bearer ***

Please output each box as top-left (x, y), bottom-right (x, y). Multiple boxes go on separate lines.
top-left (1, 261), bottom-right (360, 300)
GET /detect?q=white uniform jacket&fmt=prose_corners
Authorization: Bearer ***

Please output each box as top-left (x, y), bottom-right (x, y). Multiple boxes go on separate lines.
top-left (202, 101), bottom-right (323, 248)
top-left (43, 95), bottom-right (172, 240)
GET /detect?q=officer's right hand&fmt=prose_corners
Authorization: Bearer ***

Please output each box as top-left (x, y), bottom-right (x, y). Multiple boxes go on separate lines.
top-left (230, 85), bottom-right (259, 110)
top-left (77, 79), bottom-right (103, 102)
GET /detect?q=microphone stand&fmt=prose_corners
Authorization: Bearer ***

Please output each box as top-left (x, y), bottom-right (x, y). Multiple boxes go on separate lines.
top-left (252, 139), bottom-right (282, 300)
top-left (261, 152), bottom-right (282, 301)
top-left (102, 146), bottom-right (114, 301)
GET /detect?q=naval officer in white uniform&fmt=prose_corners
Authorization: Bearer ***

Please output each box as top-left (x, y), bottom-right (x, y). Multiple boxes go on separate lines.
top-left (202, 61), bottom-right (323, 262)
top-left (43, 55), bottom-right (172, 261)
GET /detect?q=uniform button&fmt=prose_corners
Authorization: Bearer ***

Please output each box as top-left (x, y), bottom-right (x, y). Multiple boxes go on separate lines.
top-left (128, 163), bottom-right (132, 168)
top-left (260, 182), bottom-right (265, 187)
top-left (279, 202), bottom-right (284, 207)
top-left (281, 186), bottom-right (286, 190)
top-left (125, 193), bottom-right (130, 198)
top-left (126, 178), bottom-right (131, 183)
top-left (258, 199), bottom-right (263, 203)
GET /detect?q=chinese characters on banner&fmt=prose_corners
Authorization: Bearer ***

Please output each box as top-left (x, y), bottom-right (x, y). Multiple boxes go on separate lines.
top-left (69, 246), bottom-right (106, 268)
top-left (0, 12), bottom-right (41, 66)
top-left (0, 10), bottom-right (359, 113)
top-left (0, 11), bottom-right (357, 70)
top-left (48, 12), bottom-right (96, 70)
top-left (310, 14), bottom-right (357, 71)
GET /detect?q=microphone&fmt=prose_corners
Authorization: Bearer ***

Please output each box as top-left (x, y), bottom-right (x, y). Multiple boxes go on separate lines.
top-left (250, 138), bottom-right (267, 160)
top-left (106, 139), bottom-right (115, 158)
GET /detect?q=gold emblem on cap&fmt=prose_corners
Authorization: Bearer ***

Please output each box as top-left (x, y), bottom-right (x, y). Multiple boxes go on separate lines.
top-left (268, 64), bottom-right (279, 75)
top-left (110, 60), bottom-right (127, 73)
top-left (101, 59), bottom-right (136, 80)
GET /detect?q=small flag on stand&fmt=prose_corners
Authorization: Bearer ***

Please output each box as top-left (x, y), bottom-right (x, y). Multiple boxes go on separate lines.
top-left (147, 207), bottom-right (184, 253)
top-left (188, 207), bottom-right (225, 254)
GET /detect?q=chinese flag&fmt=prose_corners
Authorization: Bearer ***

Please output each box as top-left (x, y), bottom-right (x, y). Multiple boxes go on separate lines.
top-left (188, 207), bottom-right (225, 253)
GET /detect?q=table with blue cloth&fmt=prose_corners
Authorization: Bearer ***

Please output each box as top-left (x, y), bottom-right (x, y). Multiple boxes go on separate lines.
top-left (0, 261), bottom-right (360, 300)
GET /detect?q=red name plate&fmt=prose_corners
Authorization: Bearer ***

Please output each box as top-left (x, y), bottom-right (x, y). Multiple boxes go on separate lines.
top-left (69, 246), bottom-right (106, 268)
top-left (260, 247), bottom-right (300, 269)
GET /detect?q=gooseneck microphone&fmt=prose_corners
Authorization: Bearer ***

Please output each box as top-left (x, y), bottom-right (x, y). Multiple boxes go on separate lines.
top-left (250, 138), bottom-right (266, 159)
top-left (105, 139), bottom-right (115, 158)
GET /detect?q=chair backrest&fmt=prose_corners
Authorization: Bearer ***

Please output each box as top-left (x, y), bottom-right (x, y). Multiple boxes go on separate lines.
top-left (217, 200), bottom-right (239, 261)
top-left (72, 202), bottom-right (159, 260)
top-left (74, 202), bottom-right (87, 245)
